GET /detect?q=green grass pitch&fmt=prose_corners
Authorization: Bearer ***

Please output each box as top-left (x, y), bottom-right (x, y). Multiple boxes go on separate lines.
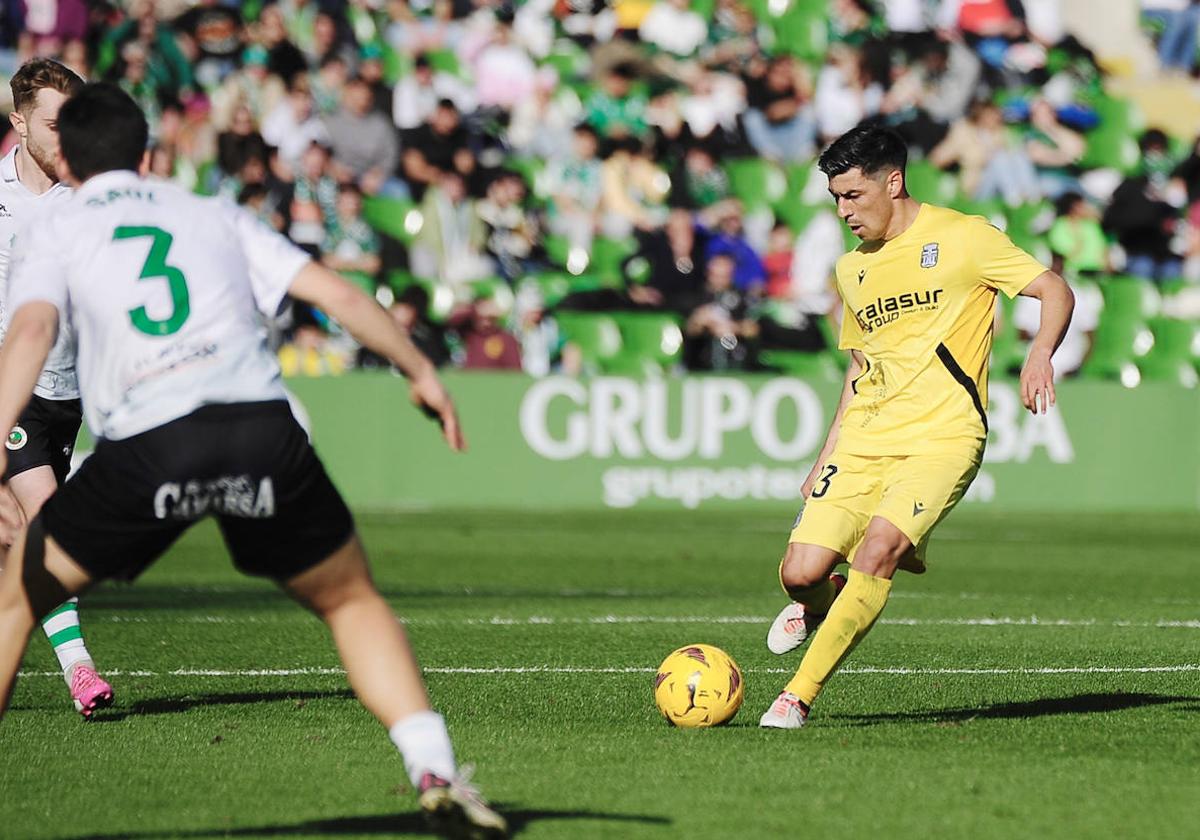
top-left (5, 509), bottom-right (1199, 839)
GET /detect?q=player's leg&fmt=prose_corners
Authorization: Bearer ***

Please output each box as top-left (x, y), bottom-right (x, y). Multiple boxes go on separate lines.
top-left (0, 519), bottom-right (96, 719)
top-left (6, 402), bottom-right (113, 716)
top-left (762, 450), bottom-right (981, 729)
top-left (280, 536), bottom-right (507, 837)
top-left (221, 401), bottom-right (505, 836)
top-left (766, 542), bottom-right (847, 654)
top-left (773, 516), bottom-right (907, 719)
top-left (765, 453), bottom-right (875, 656)
top-left (760, 517), bottom-right (904, 729)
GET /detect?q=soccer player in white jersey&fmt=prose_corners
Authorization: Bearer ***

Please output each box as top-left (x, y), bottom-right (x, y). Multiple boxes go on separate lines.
top-left (0, 59), bottom-right (113, 718)
top-left (0, 84), bottom-right (507, 838)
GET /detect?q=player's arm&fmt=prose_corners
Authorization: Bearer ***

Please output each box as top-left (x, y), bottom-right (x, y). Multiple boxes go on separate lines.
top-left (1016, 269), bottom-right (1074, 415)
top-left (801, 349), bottom-right (864, 499)
top-left (0, 303), bottom-right (59, 477)
top-left (287, 262), bottom-right (466, 451)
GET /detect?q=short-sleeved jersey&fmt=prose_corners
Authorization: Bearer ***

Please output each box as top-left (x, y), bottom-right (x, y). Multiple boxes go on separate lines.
top-left (8, 170), bottom-right (311, 441)
top-left (0, 146), bottom-right (79, 400)
top-left (834, 203), bottom-right (1046, 455)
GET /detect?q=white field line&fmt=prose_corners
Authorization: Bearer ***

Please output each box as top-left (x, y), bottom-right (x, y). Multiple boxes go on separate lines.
top-left (17, 664), bottom-right (1200, 679)
top-left (93, 614), bottom-right (1200, 629)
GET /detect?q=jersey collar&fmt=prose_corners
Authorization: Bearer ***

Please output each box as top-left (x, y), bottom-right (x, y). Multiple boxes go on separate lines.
top-left (77, 168), bottom-right (143, 198)
top-left (0, 146), bottom-right (20, 184)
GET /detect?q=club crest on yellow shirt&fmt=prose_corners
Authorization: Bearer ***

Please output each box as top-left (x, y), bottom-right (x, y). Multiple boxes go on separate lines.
top-left (920, 243), bottom-right (939, 268)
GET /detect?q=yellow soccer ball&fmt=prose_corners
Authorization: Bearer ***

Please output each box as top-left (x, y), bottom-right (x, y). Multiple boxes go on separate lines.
top-left (653, 644), bottom-right (744, 728)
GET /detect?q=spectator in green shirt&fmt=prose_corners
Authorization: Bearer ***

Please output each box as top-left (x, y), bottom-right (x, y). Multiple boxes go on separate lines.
top-left (1048, 193), bottom-right (1109, 277)
top-left (585, 62), bottom-right (649, 140)
top-left (322, 183), bottom-right (383, 279)
top-left (99, 2), bottom-right (194, 99)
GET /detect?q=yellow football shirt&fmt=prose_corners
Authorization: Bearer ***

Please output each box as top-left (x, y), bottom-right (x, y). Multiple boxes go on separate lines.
top-left (834, 204), bottom-right (1047, 455)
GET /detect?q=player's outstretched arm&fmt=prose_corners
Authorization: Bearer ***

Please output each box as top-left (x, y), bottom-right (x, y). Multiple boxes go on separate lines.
top-left (1016, 270), bottom-right (1074, 415)
top-left (0, 302), bottom-right (59, 478)
top-left (801, 349), bottom-right (863, 498)
top-left (287, 263), bottom-right (466, 452)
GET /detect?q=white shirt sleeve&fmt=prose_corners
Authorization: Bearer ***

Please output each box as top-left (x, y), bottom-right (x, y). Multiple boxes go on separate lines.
top-left (228, 202), bottom-right (312, 317)
top-left (7, 215), bottom-right (69, 317)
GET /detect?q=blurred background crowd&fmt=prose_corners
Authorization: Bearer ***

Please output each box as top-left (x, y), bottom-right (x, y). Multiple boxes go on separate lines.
top-left (4, 0), bottom-right (1200, 386)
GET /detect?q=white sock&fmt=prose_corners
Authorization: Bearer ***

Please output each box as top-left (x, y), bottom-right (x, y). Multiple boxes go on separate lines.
top-left (388, 710), bottom-right (457, 788)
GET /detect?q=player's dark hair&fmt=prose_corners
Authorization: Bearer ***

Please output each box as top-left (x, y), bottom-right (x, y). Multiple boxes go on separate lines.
top-left (58, 83), bottom-right (149, 182)
top-left (818, 124), bottom-right (908, 182)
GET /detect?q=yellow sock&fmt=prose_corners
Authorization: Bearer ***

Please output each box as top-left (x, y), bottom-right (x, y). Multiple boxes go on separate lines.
top-left (777, 562), bottom-right (838, 615)
top-left (784, 569), bottom-right (892, 707)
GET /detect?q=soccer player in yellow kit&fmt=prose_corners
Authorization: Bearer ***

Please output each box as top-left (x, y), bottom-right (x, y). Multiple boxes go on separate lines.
top-left (759, 125), bottom-right (1075, 729)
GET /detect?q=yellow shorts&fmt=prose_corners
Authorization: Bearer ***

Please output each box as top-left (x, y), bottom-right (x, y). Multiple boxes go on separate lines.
top-left (788, 446), bottom-right (982, 569)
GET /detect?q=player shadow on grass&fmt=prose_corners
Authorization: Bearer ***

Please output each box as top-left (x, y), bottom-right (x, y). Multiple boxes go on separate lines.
top-left (61, 807), bottom-right (672, 838)
top-left (90, 689), bottom-right (356, 722)
top-left (831, 692), bottom-right (1200, 726)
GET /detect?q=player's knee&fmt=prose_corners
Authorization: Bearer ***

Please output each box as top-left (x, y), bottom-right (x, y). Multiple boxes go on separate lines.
top-left (779, 544), bottom-right (833, 590)
top-left (284, 539), bottom-right (375, 617)
top-left (853, 532), bottom-right (909, 577)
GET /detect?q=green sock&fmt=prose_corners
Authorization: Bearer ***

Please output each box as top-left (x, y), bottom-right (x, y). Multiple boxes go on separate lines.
top-left (41, 599), bottom-right (93, 680)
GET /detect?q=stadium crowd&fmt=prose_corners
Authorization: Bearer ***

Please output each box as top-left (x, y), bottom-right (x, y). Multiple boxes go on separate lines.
top-left (3, 0), bottom-right (1200, 382)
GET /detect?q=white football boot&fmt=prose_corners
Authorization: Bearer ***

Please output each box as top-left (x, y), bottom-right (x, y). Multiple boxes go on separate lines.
top-left (418, 766), bottom-right (508, 838)
top-left (759, 691), bottom-right (808, 729)
top-left (765, 572), bottom-right (847, 655)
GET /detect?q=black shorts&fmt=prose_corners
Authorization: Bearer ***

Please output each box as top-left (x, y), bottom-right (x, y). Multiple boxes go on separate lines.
top-left (40, 400), bottom-right (355, 582)
top-left (4, 395), bottom-right (83, 484)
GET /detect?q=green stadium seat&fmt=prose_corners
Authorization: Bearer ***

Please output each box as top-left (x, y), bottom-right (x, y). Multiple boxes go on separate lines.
top-left (785, 160), bottom-right (816, 197)
top-left (424, 48), bottom-right (464, 78)
top-left (611, 312), bottom-right (685, 368)
top-left (1139, 317), bottom-right (1200, 387)
top-left (1080, 128), bottom-right (1141, 173)
top-left (758, 350), bottom-right (843, 382)
top-left (590, 236), bottom-right (638, 281)
top-left (1100, 275), bottom-right (1160, 320)
top-left (1079, 95), bottom-right (1143, 173)
top-left (1005, 201), bottom-right (1054, 238)
top-left (769, 4), bottom-right (827, 62)
top-left (725, 158), bottom-right (788, 209)
top-left (690, 0), bottom-right (716, 21)
top-left (529, 271), bottom-right (609, 308)
top-left (543, 233), bottom-right (571, 269)
top-left (541, 40), bottom-right (590, 80)
top-left (469, 277), bottom-right (509, 302)
top-left (1080, 277), bottom-right (1158, 382)
top-left (904, 159), bottom-right (958, 205)
top-left (773, 199), bottom-right (827, 234)
top-left (507, 157), bottom-right (546, 193)
top-left (384, 271), bottom-right (455, 322)
top-left (949, 197), bottom-right (1007, 227)
top-left (554, 312), bottom-right (624, 370)
top-left (362, 196), bottom-right (421, 243)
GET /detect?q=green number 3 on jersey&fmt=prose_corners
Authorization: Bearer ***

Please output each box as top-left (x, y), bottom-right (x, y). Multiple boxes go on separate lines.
top-left (114, 226), bottom-right (191, 336)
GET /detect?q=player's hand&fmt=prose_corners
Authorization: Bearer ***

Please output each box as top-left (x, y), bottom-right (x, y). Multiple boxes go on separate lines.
top-left (800, 462), bottom-right (823, 499)
top-left (1020, 350), bottom-right (1056, 415)
top-left (409, 372), bottom-right (467, 452)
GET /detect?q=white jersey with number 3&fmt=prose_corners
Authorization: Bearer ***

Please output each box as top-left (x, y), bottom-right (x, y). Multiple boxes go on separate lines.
top-left (0, 146), bottom-right (79, 400)
top-left (8, 170), bottom-right (311, 441)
